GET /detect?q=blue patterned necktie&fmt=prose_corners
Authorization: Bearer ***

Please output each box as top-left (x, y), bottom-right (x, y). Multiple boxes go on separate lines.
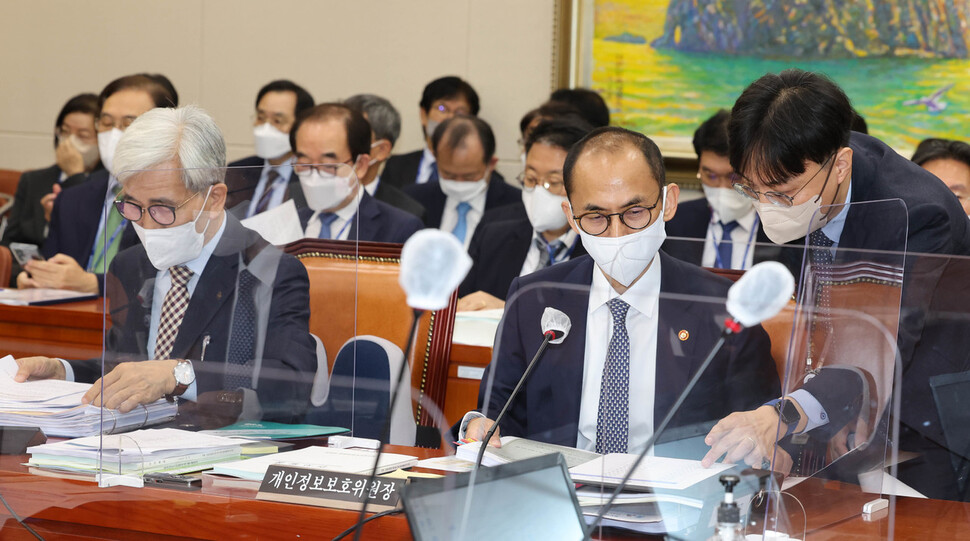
top-left (316, 212), bottom-right (339, 239)
top-left (536, 237), bottom-right (567, 268)
top-left (596, 298), bottom-right (632, 454)
top-left (224, 269), bottom-right (259, 390)
top-left (715, 221), bottom-right (739, 269)
top-left (452, 202), bottom-right (471, 243)
top-left (253, 168), bottom-right (281, 215)
top-left (427, 161), bottom-right (439, 183)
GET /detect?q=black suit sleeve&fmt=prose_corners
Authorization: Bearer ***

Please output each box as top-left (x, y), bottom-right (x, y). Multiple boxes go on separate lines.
top-left (477, 277), bottom-right (530, 437)
top-left (252, 254), bottom-right (317, 423)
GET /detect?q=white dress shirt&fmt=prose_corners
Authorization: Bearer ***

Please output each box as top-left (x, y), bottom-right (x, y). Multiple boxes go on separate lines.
top-left (304, 188), bottom-right (363, 241)
top-left (576, 255), bottom-right (662, 454)
top-left (245, 158), bottom-right (294, 218)
top-left (416, 147), bottom-right (437, 184)
top-left (701, 208), bottom-right (759, 270)
top-left (439, 189), bottom-right (487, 250)
top-left (519, 229), bottom-right (579, 277)
top-left (363, 175), bottom-right (380, 196)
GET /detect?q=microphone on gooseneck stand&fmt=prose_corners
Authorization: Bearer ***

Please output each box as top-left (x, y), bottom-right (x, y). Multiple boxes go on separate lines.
top-left (474, 307), bottom-right (572, 468)
top-left (350, 230), bottom-right (472, 541)
top-left (587, 261), bottom-right (795, 535)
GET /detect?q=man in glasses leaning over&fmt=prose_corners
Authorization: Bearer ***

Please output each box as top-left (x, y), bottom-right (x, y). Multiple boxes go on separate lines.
top-left (14, 105), bottom-right (316, 428)
top-left (702, 69), bottom-right (970, 500)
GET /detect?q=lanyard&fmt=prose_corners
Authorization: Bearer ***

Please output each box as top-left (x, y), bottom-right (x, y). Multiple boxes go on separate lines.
top-left (87, 218), bottom-right (128, 272)
top-left (709, 214), bottom-right (759, 270)
top-left (331, 213), bottom-right (355, 241)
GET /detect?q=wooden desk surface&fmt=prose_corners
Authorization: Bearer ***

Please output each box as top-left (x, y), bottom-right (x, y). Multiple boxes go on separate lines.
top-left (3, 447), bottom-right (970, 540)
top-left (0, 299), bottom-right (106, 359)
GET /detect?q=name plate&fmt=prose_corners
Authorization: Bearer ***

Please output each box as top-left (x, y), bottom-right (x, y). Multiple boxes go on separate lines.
top-left (256, 465), bottom-right (406, 511)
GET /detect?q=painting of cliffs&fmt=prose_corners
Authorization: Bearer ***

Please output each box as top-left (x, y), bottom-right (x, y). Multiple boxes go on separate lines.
top-left (585, 0), bottom-right (968, 153)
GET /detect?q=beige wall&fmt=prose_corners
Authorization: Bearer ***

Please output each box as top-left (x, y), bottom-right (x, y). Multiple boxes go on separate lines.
top-left (0, 0), bottom-right (558, 181)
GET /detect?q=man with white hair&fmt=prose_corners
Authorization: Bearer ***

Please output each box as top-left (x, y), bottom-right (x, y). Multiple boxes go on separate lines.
top-left (14, 105), bottom-right (316, 426)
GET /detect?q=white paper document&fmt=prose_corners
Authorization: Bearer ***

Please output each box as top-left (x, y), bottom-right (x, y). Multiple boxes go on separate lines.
top-left (452, 308), bottom-right (504, 347)
top-left (0, 356), bottom-right (177, 437)
top-left (569, 454), bottom-right (733, 491)
top-left (211, 446), bottom-right (418, 480)
top-left (0, 287), bottom-right (97, 306)
top-left (240, 199), bottom-right (305, 245)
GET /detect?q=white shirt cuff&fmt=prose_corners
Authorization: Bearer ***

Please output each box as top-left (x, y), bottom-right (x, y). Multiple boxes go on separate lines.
top-left (58, 359), bottom-right (74, 382)
top-left (458, 411), bottom-right (485, 440)
top-left (789, 389), bottom-right (829, 433)
top-left (181, 381), bottom-right (198, 402)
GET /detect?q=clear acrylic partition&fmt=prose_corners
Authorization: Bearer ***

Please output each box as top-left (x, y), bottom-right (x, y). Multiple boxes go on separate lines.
top-left (455, 270), bottom-right (782, 541)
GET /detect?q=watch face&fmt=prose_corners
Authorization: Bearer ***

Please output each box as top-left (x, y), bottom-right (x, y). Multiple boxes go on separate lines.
top-left (174, 361), bottom-right (195, 385)
top-left (781, 400), bottom-right (801, 424)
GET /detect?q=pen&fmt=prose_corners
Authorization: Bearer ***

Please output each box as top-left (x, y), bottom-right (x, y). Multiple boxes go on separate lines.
top-left (200, 335), bottom-right (210, 362)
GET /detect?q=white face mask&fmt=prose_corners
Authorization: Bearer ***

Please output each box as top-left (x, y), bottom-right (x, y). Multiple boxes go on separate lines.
top-left (67, 134), bottom-right (100, 171)
top-left (367, 141), bottom-right (383, 168)
top-left (439, 175), bottom-right (488, 202)
top-left (575, 186), bottom-right (668, 287)
top-left (133, 187), bottom-right (214, 271)
top-left (522, 186), bottom-right (568, 232)
top-left (702, 185), bottom-right (753, 224)
top-left (299, 169), bottom-right (358, 212)
top-left (97, 128), bottom-right (124, 176)
top-left (253, 123), bottom-right (291, 160)
top-left (755, 195), bottom-right (828, 245)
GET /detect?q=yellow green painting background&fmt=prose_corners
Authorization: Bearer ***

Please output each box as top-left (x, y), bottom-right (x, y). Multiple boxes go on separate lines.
top-left (591, 0), bottom-right (969, 152)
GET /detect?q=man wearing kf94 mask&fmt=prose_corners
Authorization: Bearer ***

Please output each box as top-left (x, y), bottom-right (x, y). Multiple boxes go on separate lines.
top-left (702, 69), bottom-right (970, 500)
top-left (457, 117), bottom-right (593, 312)
top-left (462, 127), bottom-right (778, 455)
top-left (13, 105), bottom-right (316, 427)
top-left (289, 103), bottom-right (423, 243)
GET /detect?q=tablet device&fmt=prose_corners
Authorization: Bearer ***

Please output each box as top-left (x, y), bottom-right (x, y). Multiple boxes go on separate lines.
top-left (403, 453), bottom-right (588, 541)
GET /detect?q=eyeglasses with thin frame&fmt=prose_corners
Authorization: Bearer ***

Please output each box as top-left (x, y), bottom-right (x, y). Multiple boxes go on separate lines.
top-left (114, 191), bottom-right (202, 226)
top-left (697, 170), bottom-right (741, 186)
top-left (432, 103), bottom-right (470, 116)
top-left (517, 171), bottom-right (565, 195)
top-left (96, 113), bottom-right (138, 132)
top-left (572, 190), bottom-right (663, 236)
top-left (732, 154), bottom-right (835, 207)
top-left (293, 159), bottom-right (354, 178)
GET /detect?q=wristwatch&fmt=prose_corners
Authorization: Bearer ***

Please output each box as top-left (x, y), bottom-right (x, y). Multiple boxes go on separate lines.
top-left (770, 398), bottom-right (802, 437)
top-left (172, 360), bottom-right (196, 397)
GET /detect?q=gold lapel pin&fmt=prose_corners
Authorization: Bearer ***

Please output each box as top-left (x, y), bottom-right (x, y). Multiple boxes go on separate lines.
top-left (678, 329), bottom-right (689, 342)
top-left (216, 291), bottom-right (223, 299)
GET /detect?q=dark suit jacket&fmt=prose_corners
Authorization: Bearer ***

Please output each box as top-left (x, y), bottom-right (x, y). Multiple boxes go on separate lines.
top-left (296, 191), bottom-right (423, 244)
top-left (70, 214), bottom-right (316, 424)
top-left (663, 198), bottom-right (781, 268)
top-left (226, 155), bottom-right (307, 214)
top-left (793, 133), bottom-right (970, 499)
top-left (379, 150), bottom-right (424, 189)
top-left (404, 176), bottom-right (519, 229)
top-left (372, 178), bottom-right (425, 220)
top-left (458, 216), bottom-right (587, 300)
top-left (42, 169), bottom-right (139, 265)
top-left (2, 165), bottom-right (95, 285)
top-left (479, 252), bottom-right (779, 448)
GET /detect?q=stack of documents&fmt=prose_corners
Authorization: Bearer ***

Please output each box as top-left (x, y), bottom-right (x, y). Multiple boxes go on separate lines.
top-left (27, 428), bottom-right (249, 476)
top-left (0, 356), bottom-right (176, 437)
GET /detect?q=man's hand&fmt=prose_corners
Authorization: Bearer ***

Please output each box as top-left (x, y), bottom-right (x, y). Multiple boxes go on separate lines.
top-left (457, 291), bottom-right (505, 312)
top-left (55, 139), bottom-right (85, 176)
top-left (14, 357), bottom-right (66, 382)
top-left (702, 405), bottom-right (786, 470)
top-left (465, 417), bottom-right (503, 447)
top-left (16, 270), bottom-right (40, 289)
top-left (828, 415), bottom-right (870, 461)
top-left (23, 254), bottom-right (99, 293)
top-left (41, 184), bottom-right (62, 223)
top-left (83, 359), bottom-right (179, 412)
